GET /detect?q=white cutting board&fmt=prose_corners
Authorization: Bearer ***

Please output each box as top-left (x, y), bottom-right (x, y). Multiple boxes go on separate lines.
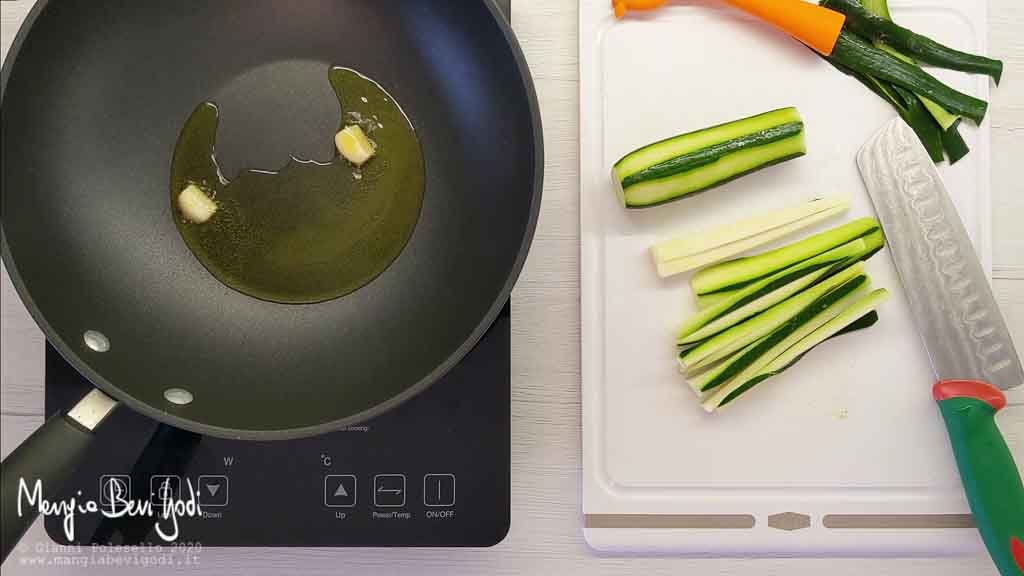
top-left (580, 0), bottom-right (995, 555)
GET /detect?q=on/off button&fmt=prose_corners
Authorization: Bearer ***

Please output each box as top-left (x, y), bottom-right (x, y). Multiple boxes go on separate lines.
top-left (423, 474), bottom-right (455, 507)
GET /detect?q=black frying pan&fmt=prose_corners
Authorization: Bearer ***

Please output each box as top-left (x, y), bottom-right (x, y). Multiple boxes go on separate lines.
top-left (0, 0), bottom-right (541, 558)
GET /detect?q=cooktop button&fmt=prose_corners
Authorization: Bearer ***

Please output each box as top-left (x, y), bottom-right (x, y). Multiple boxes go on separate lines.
top-left (324, 475), bottom-right (357, 508)
top-left (423, 474), bottom-right (455, 507)
top-left (99, 475), bottom-right (131, 506)
top-left (198, 475), bottom-right (229, 507)
top-left (373, 474), bottom-right (406, 507)
top-left (150, 475), bottom-right (181, 505)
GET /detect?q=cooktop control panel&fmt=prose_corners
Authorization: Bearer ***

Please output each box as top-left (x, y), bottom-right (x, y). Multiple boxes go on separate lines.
top-left (44, 305), bottom-right (510, 547)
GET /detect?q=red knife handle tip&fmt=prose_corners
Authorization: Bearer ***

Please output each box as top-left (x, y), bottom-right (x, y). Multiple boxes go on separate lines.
top-left (933, 380), bottom-right (1006, 412)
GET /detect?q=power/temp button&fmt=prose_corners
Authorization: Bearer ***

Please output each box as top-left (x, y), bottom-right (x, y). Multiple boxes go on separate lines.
top-left (423, 474), bottom-right (455, 507)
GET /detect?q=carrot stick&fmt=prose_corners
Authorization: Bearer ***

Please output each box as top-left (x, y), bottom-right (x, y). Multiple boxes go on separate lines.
top-left (612, 0), bottom-right (667, 19)
top-left (722, 0), bottom-right (845, 55)
top-left (612, 0), bottom-right (846, 57)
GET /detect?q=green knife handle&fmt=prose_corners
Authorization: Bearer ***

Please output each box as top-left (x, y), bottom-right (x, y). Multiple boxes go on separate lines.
top-left (934, 380), bottom-right (1024, 576)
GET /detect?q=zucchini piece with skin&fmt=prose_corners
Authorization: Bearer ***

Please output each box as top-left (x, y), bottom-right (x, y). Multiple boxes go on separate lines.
top-left (696, 291), bottom-right (735, 310)
top-left (827, 32), bottom-right (987, 124)
top-left (829, 58), bottom-right (944, 162)
top-left (860, 0), bottom-right (968, 162)
top-left (704, 288), bottom-right (890, 412)
top-left (680, 262), bottom-right (866, 371)
top-left (682, 265), bottom-right (837, 347)
top-left (691, 275), bottom-right (871, 394)
top-left (879, 44), bottom-right (961, 132)
top-left (888, 83), bottom-right (945, 163)
top-left (692, 217), bottom-right (880, 296)
top-left (941, 123), bottom-right (970, 165)
top-left (822, 0), bottom-right (1003, 85)
top-left (677, 237), bottom-right (868, 345)
top-left (684, 309), bottom-right (879, 395)
top-left (613, 108), bottom-right (806, 208)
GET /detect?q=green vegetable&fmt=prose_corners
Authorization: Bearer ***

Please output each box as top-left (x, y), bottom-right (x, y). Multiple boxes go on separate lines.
top-left (680, 262), bottom-right (866, 371)
top-left (860, 0), bottom-right (969, 163)
top-left (696, 291), bottom-right (735, 310)
top-left (677, 237), bottom-right (868, 345)
top-left (685, 309), bottom-right (879, 395)
top-left (691, 217), bottom-right (880, 296)
top-left (613, 108), bottom-right (806, 208)
top-left (828, 32), bottom-right (987, 124)
top-left (832, 60), bottom-right (944, 161)
top-left (704, 288), bottom-right (890, 411)
top-left (652, 196), bottom-right (849, 278)
top-left (860, 0), bottom-right (890, 20)
top-left (689, 274), bottom-right (870, 394)
top-left (941, 123), bottom-right (970, 165)
top-left (822, 0), bottom-right (1003, 85)
top-left (889, 83), bottom-right (945, 162)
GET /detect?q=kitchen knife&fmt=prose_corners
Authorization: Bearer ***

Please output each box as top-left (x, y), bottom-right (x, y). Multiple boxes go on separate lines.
top-left (858, 117), bottom-right (1024, 576)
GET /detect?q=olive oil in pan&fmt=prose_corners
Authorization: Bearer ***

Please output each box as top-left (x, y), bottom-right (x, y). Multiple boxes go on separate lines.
top-left (170, 67), bottom-right (424, 304)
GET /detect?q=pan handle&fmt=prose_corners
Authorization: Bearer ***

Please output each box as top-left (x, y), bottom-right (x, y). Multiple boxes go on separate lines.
top-left (1, 389), bottom-right (118, 563)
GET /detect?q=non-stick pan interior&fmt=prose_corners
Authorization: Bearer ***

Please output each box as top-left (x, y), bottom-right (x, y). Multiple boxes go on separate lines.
top-left (0, 0), bottom-right (541, 438)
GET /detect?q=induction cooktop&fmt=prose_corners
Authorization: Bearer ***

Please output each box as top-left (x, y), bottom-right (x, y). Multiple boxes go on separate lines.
top-left (42, 0), bottom-right (513, 549)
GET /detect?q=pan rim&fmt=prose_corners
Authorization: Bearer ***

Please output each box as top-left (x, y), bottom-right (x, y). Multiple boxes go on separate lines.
top-left (0, 0), bottom-right (543, 441)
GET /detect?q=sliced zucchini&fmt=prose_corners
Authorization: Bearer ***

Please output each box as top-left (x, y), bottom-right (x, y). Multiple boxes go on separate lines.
top-left (683, 337), bottom-right (764, 395)
top-left (613, 108), bottom-right (806, 208)
top-left (692, 274), bottom-right (870, 394)
top-left (828, 32), bottom-right (987, 124)
top-left (676, 238), bottom-right (867, 345)
top-left (704, 288), bottom-right (891, 411)
top-left (941, 123), bottom-right (970, 165)
top-left (696, 291), bottom-right (735, 310)
top-left (691, 217), bottom-right (880, 296)
top-left (653, 197), bottom-right (849, 278)
top-left (692, 310), bottom-right (879, 401)
top-left (681, 266), bottom-right (835, 346)
top-left (823, 0), bottom-right (1003, 85)
top-left (679, 262), bottom-right (866, 371)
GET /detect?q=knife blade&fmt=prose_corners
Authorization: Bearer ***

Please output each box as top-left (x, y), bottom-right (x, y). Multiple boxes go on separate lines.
top-left (857, 118), bottom-right (1022, 390)
top-left (858, 117), bottom-right (1024, 576)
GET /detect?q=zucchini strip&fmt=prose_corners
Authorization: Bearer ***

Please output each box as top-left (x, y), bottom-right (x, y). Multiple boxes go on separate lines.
top-left (822, 0), bottom-right (1003, 84)
top-left (861, 0), bottom-right (967, 163)
top-left (690, 310), bottom-right (880, 398)
top-left (691, 217), bottom-right (880, 296)
top-left (941, 124), bottom-right (970, 165)
top-left (683, 337), bottom-right (764, 395)
top-left (654, 203), bottom-right (848, 278)
top-left (703, 288), bottom-right (891, 412)
top-left (613, 108), bottom-right (806, 208)
top-left (652, 196), bottom-right (849, 266)
top-left (679, 262), bottom-right (866, 371)
top-left (828, 32), bottom-right (988, 124)
top-left (676, 238), bottom-right (868, 345)
top-left (829, 58), bottom-right (945, 162)
top-left (692, 275), bottom-right (871, 394)
top-left (696, 291), bottom-right (736, 310)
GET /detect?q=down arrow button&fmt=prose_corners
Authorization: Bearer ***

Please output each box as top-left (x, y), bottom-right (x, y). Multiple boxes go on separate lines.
top-left (198, 475), bottom-right (229, 507)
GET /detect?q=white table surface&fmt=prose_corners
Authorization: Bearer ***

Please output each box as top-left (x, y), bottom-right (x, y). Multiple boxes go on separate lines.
top-left (2, 1), bottom-right (1021, 575)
